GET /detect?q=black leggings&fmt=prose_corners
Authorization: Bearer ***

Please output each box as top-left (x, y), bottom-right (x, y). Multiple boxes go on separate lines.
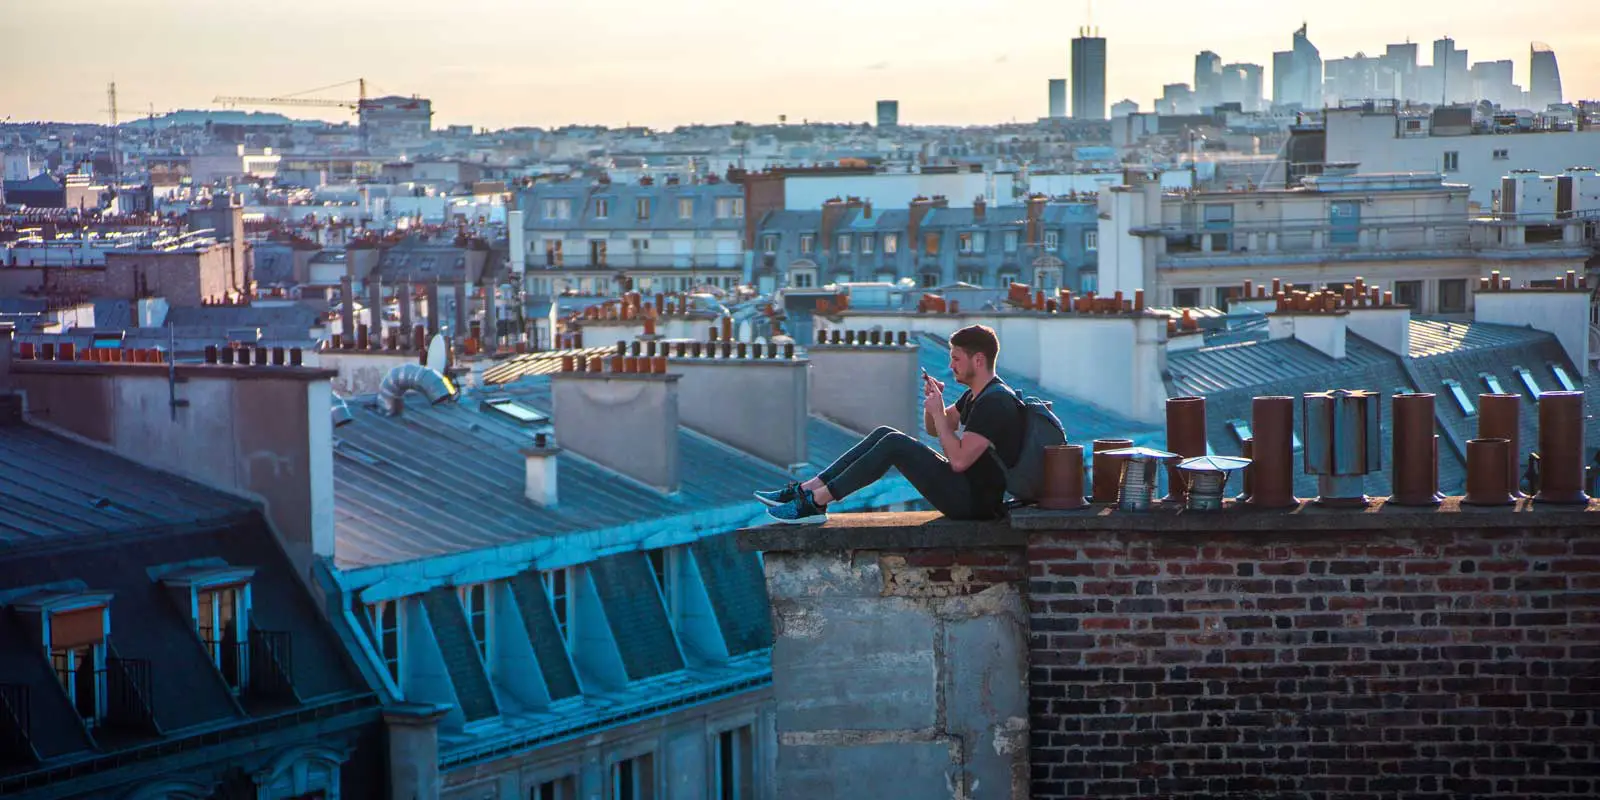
top-left (819, 426), bottom-right (1001, 520)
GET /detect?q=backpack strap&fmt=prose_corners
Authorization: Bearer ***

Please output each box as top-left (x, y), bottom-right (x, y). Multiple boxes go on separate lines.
top-left (972, 379), bottom-right (1024, 472)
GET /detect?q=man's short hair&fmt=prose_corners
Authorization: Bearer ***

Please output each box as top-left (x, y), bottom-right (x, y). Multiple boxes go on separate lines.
top-left (950, 325), bottom-right (999, 370)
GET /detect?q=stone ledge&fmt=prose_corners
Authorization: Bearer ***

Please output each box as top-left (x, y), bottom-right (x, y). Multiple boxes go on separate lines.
top-left (738, 512), bottom-right (1020, 552)
top-left (1014, 497), bottom-right (1600, 532)
top-left (739, 498), bottom-right (1600, 552)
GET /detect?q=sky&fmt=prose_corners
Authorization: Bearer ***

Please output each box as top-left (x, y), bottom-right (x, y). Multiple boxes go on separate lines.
top-left (4, 0), bottom-right (1599, 130)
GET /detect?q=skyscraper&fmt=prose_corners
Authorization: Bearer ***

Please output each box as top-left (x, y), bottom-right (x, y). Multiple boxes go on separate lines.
top-left (1048, 79), bottom-right (1067, 118)
top-left (1072, 28), bottom-right (1108, 121)
top-left (1470, 60), bottom-right (1516, 108)
top-left (1431, 37), bottom-right (1470, 103)
top-left (1195, 51), bottom-right (1223, 109)
top-left (1273, 24), bottom-right (1323, 108)
top-left (1530, 43), bottom-right (1563, 110)
top-left (1224, 63), bottom-right (1265, 112)
top-left (876, 100), bottom-right (899, 128)
top-left (1383, 42), bottom-right (1419, 102)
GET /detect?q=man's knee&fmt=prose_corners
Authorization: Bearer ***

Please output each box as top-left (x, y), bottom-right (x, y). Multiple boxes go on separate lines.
top-left (871, 425), bottom-right (900, 438)
top-left (878, 430), bottom-right (919, 450)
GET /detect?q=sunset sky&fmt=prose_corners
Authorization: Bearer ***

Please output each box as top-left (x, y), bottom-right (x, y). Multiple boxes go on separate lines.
top-left (4, 0), bottom-right (1597, 129)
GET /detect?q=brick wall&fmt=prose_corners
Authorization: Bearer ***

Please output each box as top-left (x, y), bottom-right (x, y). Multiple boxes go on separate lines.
top-left (1028, 528), bottom-right (1600, 799)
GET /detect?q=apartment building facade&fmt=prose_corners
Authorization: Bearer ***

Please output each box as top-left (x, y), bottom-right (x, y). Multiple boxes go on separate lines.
top-left (1099, 169), bottom-right (1594, 314)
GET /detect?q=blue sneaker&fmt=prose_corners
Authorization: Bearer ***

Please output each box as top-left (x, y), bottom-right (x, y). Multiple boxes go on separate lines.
top-left (754, 482), bottom-right (801, 507)
top-left (766, 488), bottom-right (829, 525)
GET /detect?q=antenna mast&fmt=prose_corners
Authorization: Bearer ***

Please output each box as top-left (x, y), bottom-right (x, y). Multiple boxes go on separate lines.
top-left (107, 81), bottom-right (120, 187)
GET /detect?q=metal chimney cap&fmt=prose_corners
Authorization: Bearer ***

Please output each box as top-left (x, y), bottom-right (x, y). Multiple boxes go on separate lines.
top-left (1102, 446), bottom-right (1179, 461)
top-left (1178, 455), bottom-right (1251, 473)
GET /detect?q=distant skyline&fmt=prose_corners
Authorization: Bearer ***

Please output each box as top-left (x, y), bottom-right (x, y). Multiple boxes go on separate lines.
top-left (3, 0), bottom-right (1599, 129)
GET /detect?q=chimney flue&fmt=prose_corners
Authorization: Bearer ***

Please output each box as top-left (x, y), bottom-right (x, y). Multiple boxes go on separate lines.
top-left (1533, 391), bottom-right (1590, 504)
top-left (1246, 397), bottom-right (1298, 508)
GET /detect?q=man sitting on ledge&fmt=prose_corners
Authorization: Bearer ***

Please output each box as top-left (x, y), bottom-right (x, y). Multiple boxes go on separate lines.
top-left (759, 324), bottom-right (1023, 524)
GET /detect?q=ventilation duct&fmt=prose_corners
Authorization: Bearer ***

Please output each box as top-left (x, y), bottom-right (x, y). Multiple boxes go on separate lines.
top-left (331, 394), bottom-right (355, 428)
top-left (378, 363), bottom-right (458, 417)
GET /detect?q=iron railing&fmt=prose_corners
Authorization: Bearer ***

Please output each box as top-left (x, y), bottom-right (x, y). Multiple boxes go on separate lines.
top-left (0, 684), bottom-right (34, 766)
top-left (249, 629), bottom-right (296, 703)
top-left (105, 656), bottom-right (156, 734)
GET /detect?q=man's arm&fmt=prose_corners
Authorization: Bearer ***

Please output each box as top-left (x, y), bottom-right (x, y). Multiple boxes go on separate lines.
top-left (928, 401), bottom-right (992, 473)
top-left (924, 402), bottom-right (960, 437)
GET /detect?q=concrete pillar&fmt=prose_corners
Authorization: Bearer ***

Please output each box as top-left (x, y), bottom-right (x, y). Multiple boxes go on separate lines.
top-left (383, 703), bottom-right (451, 800)
top-left (1200, 233), bottom-right (1214, 252)
top-left (1266, 232), bottom-right (1279, 252)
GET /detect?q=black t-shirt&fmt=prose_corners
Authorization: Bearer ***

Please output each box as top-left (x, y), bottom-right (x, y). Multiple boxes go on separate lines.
top-left (953, 377), bottom-right (1024, 505)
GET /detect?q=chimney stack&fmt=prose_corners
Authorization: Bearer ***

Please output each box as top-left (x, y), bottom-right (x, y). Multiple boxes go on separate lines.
top-left (425, 282), bottom-right (441, 338)
top-left (367, 276), bottom-right (384, 349)
top-left (1473, 279), bottom-right (1591, 377)
top-left (807, 332), bottom-right (919, 436)
top-left (521, 435), bottom-right (560, 507)
top-left (552, 371), bottom-right (680, 493)
top-left (668, 345), bottom-right (809, 469)
top-left (340, 275), bottom-right (356, 347)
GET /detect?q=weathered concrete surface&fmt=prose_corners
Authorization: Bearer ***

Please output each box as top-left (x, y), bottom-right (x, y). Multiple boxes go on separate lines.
top-left (739, 512), bottom-right (1021, 552)
top-left (759, 547), bottom-right (1028, 799)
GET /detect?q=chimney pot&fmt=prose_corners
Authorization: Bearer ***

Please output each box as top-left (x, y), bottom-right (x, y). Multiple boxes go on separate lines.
top-left (254, 347), bottom-right (268, 366)
top-left (40, 342), bottom-right (55, 361)
top-left (1246, 396), bottom-right (1298, 508)
top-left (1533, 391), bottom-right (1590, 504)
top-left (205, 345), bottom-right (220, 364)
top-left (737, 342), bottom-right (748, 359)
top-left (784, 343), bottom-right (795, 359)
top-left (1464, 438), bottom-right (1517, 506)
top-left (220, 347), bottom-right (235, 365)
top-left (631, 341), bottom-right (641, 357)
top-left (290, 348), bottom-right (303, 366)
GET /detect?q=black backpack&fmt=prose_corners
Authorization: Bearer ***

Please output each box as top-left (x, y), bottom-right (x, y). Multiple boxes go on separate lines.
top-left (975, 380), bottom-right (1068, 504)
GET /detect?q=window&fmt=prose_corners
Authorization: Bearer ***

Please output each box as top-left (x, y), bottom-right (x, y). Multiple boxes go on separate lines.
top-left (1438, 278), bottom-right (1467, 314)
top-left (542, 569), bottom-right (571, 645)
top-left (49, 605), bottom-right (106, 725)
top-left (1173, 288), bottom-right (1201, 308)
top-left (920, 272), bottom-right (939, 288)
top-left (1003, 231), bottom-right (1019, 253)
top-left (1443, 151), bottom-right (1460, 172)
top-left (761, 234), bottom-right (779, 254)
top-left (611, 753), bottom-right (654, 800)
top-left (1492, 149), bottom-right (1509, 161)
top-left (790, 271), bottom-right (814, 289)
top-left (647, 548), bottom-right (678, 622)
top-left (923, 233), bottom-right (939, 255)
top-left (1515, 366), bottom-right (1542, 397)
top-left (972, 231), bottom-right (986, 252)
top-left (1329, 200), bottom-right (1361, 246)
top-left (369, 600), bottom-right (402, 688)
top-left (1044, 231), bottom-right (1060, 251)
top-left (589, 239), bottom-right (608, 267)
top-left (678, 198), bottom-right (694, 219)
top-left (1084, 230), bottom-right (1098, 251)
top-left (1481, 372), bottom-right (1506, 395)
top-left (1551, 363), bottom-right (1577, 392)
top-left (198, 584), bottom-right (247, 691)
top-left (1443, 379), bottom-right (1476, 415)
top-left (1393, 280), bottom-right (1422, 309)
top-left (861, 234), bottom-right (875, 254)
top-left (713, 726), bottom-right (755, 800)
top-left (533, 777), bottom-right (576, 800)
top-left (631, 238), bottom-right (650, 253)
top-left (544, 239), bottom-right (563, 267)
top-left (635, 197), bottom-right (650, 220)
top-left (799, 234), bottom-right (815, 255)
top-left (1079, 271), bottom-right (1098, 293)
top-left (957, 232), bottom-right (973, 254)
top-left (715, 198), bottom-right (744, 219)
top-left (459, 583), bottom-right (490, 663)
top-left (837, 234), bottom-right (851, 254)
top-left (542, 199), bottom-right (572, 220)
top-left (594, 198), bottom-right (610, 219)
top-left (883, 233), bottom-right (898, 254)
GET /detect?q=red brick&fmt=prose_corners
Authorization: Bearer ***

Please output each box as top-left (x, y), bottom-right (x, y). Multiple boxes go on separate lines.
top-left (1403, 561), bottom-right (1453, 575)
top-left (1085, 650), bottom-right (1139, 665)
top-left (1152, 616), bottom-right (1200, 631)
top-left (953, 551), bottom-right (1020, 567)
top-left (1029, 546), bottom-right (1080, 561)
top-left (1113, 563), bottom-right (1160, 577)
top-left (1151, 545), bottom-right (1200, 560)
top-left (1442, 542), bottom-right (1494, 557)
top-left (1083, 581), bottom-right (1134, 595)
top-left (1438, 577), bottom-right (1491, 592)
top-left (1260, 562), bottom-right (1308, 576)
top-left (1225, 649), bottom-right (1276, 663)
top-left (1289, 544), bottom-right (1344, 559)
top-left (1330, 596), bottom-right (1378, 611)
top-left (1084, 617), bottom-right (1132, 631)
top-left (1522, 541), bottom-right (1571, 556)
top-left (1218, 546), bottom-right (1273, 560)
top-left (1079, 546), bottom-right (1125, 560)
top-left (1258, 597), bottom-right (1307, 611)
top-left (1178, 562), bottom-right (1233, 576)
top-left (1573, 541), bottom-right (1600, 556)
top-left (1551, 559), bottom-right (1600, 573)
top-left (1047, 562), bottom-right (1098, 577)
top-left (1479, 559), bottom-right (1530, 573)
top-left (1363, 544), bottom-right (1418, 558)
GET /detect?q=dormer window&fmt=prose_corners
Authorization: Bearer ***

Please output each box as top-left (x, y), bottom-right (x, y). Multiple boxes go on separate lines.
top-left (368, 600), bottom-right (403, 689)
top-left (458, 583), bottom-right (491, 662)
top-left (543, 568), bottom-right (572, 646)
top-left (161, 566), bottom-right (255, 694)
top-left (48, 604), bottom-right (108, 726)
top-left (198, 583), bottom-right (247, 691)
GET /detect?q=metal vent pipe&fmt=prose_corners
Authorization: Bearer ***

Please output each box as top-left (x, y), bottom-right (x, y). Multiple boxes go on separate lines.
top-left (378, 363), bottom-right (458, 417)
top-left (1303, 389), bottom-right (1381, 507)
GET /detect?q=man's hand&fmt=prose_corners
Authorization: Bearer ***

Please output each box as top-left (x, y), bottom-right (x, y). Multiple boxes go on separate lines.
top-left (922, 384), bottom-right (946, 423)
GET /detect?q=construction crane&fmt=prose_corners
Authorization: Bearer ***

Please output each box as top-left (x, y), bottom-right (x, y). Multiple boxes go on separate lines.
top-left (213, 78), bottom-right (373, 150)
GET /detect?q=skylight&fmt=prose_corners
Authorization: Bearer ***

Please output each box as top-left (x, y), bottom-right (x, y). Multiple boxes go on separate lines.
top-left (1514, 366), bottom-right (1542, 397)
top-left (1442, 379), bottom-right (1476, 416)
top-left (1550, 363), bottom-right (1577, 392)
top-left (1480, 373), bottom-right (1505, 395)
top-left (481, 397), bottom-right (548, 425)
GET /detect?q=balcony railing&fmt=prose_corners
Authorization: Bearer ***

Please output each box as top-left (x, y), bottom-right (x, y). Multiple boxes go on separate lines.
top-left (249, 628), bottom-right (296, 704)
top-left (0, 684), bottom-right (36, 766)
top-left (105, 656), bottom-right (157, 734)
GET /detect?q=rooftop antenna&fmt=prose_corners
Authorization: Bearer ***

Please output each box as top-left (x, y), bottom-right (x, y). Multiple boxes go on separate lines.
top-left (106, 81), bottom-right (120, 188)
